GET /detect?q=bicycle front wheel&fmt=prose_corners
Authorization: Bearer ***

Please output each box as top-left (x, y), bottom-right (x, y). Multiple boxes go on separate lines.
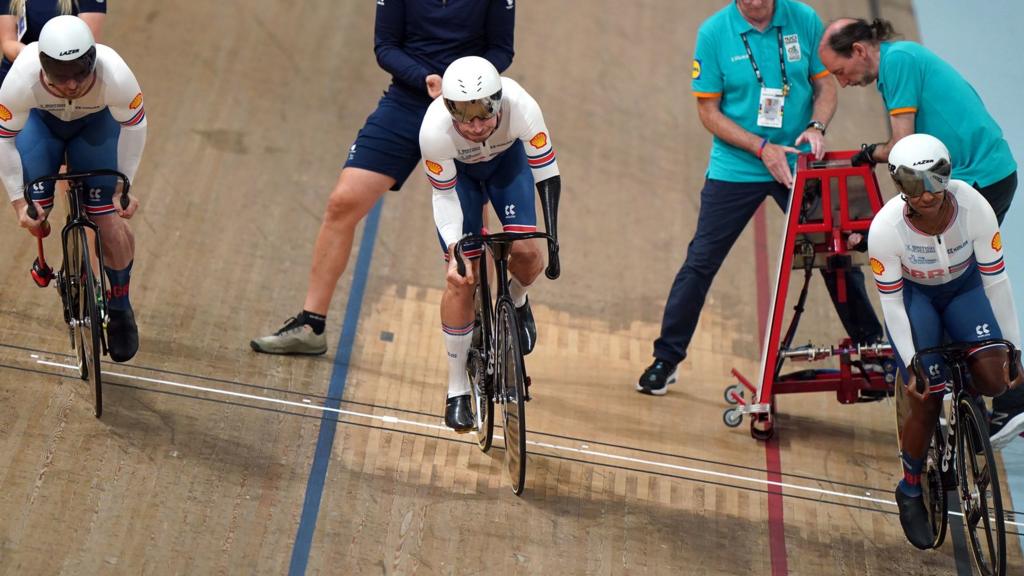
top-left (496, 298), bottom-right (527, 495)
top-left (77, 228), bottom-right (103, 418)
top-left (955, 396), bottom-right (1004, 575)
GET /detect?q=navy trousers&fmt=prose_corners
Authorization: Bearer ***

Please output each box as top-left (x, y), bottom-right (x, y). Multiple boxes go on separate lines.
top-left (652, 179), bottom-right (883, 365)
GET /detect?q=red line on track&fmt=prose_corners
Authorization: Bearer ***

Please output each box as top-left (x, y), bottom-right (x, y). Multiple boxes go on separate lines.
top-left (754, 204), bottom-right (788, 576)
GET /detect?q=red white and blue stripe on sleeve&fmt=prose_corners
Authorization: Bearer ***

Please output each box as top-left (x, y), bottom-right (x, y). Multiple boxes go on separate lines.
top-left (875, 277), bottom-right (903, 294)
top-left (978, 256), bottom-right (1005, 276)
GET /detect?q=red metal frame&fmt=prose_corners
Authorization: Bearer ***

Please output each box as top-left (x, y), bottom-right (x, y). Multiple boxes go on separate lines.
top-left (728, 151), bottom-right (895, 440)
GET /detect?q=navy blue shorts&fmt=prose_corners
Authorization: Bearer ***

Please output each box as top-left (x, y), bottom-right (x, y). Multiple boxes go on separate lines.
top-left (343, 93), bottom-right (427, 191)
top-left (437, 140), bottom-right (537, 258)
top-left (893, 266), bottom-right (1002, 391)
top-left (18, 109), bottom-right (122, 216)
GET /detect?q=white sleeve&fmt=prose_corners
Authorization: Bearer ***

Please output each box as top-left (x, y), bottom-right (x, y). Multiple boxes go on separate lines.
top-left (511, 83), bottom-right (560, 183)
top-left (966, 191), bottom-right (1021, 348)
top-left (0, 56), bottom-right (37, 202)
top-left (419, 123), bottom-right (463, 248)
top-left (868, 217), bottom-right (916, 365)
top-left (102, 48), bottom-right (147, 184)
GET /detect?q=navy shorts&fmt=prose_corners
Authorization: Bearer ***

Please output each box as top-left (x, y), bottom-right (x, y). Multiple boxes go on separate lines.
top-left (343, 92), bottom-right (428, 191)
top-left (893, 266), bottom-right (1003, 391)
top-left (437, 140), bottom-right (537, 258)
top-left (18, 109), bottom-right (122, 216)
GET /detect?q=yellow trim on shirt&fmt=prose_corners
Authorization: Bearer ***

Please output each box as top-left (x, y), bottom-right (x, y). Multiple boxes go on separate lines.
top-left (889, 106), bottom-right (918, 116)
top-left (693, 91), bottom-right (722, 99)
top-left (810, 69), bottom-right (831, 80)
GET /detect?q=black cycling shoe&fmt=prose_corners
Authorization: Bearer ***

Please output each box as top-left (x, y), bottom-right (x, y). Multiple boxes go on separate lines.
top-left (636, 359), bottom-right (678, 395)
top-left (445, 394), bottom-right (474, 432)
top-left (894, 487), bottom-right (934, 550)
top-left (516, 298), bottom-right (537, 355)
top-left (106, 307), bottom-right (139, 362)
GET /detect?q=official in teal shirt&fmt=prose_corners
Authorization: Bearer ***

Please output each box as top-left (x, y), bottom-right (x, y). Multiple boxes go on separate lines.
top-left (637, 0), bottom-right (884, 397)
top-left (692, 0), bottom-right (830, 182)
top-left (820, 18), bottom-right (1017, 223)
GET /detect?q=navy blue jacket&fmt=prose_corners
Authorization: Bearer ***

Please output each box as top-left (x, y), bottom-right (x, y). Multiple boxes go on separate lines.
top-left (375, 0), bottom-right (515, 104)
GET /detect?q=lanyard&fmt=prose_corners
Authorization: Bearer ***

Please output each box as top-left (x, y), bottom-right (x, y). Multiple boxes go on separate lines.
top-left (740, 27), bottom-right (789, 96)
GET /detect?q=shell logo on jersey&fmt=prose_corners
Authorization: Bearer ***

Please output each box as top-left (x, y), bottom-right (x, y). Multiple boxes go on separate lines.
top-left (870, 257), bottom-right (885, 276)
top-left (529, 132), bottom-right (547, 149)
top-left (425, 160), bottom-right (443, 175)
top-left (992, 232), bottom-right (1002, 251)
top-left (692, 59), bottom-right (702, 80)
top-left (0, 104), bottom-right (11, 122)
top-left (129, 93), bottom-right (143, 110)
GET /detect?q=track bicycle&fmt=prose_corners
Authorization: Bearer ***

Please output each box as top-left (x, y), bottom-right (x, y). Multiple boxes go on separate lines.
top-left (26, 169), bottom-right (131, 418)
top-left (908, 338), bottom-right (1019, 576)
top-left (453, 230), bottom-right (559, 496)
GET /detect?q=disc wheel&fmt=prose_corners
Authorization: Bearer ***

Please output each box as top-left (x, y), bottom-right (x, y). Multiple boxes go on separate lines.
top-left (77, 228), bottom-right (103, 418)
top-left (496, 299), bottom-right (527, 495)
top-left (922, 421), bottom-right (949, 550)
top-left (955, 396), bottom-right (1005, 575)
top-left (467, 347), bottom-right (493, 452)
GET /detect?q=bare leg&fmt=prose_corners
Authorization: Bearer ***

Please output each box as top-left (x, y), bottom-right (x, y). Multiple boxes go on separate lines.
top-left (901, 392), bottom-right (943, 460)
top-left (303, 168), bottom-right (395, 315)
top-left (91, 213), bottom-right (135, 269)
top-left (508, 238), bottom-right (543, 288)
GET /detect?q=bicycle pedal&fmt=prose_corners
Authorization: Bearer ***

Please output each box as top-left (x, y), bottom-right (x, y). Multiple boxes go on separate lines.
top-left (31, 260), bottom-right (53, 287)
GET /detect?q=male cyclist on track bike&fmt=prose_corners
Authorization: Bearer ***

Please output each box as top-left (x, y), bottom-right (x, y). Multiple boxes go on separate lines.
top-left (0, 16), bottom-right (145, 362)
top-left (419, 56), bottom-right (561, 432)
top-left (868, 133), bottom-right (1023, 549)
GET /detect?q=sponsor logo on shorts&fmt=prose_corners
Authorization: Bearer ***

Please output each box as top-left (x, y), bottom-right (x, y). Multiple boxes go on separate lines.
top-left (869, 257), bottom-right (884, 275)
top-left (425, 160), bottom-right (443, 175)
top-left (529, 132), bottom-right (547, 149)
top-left (692, 59), bottom-right (701, 79)
top-left (0, 104), bottom-right (11, 122)
top-left (992, 231), bottom-right (1002, 251)
top-left (129, 93), bottom-right (143, 110)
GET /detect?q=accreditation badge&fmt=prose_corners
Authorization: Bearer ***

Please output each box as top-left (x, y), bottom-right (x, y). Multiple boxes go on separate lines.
top-left (16, 15), bottom-right (26, 41)
top-left (783, 34), bottom-right (801, 62)
top-left (757, 87), bottom-right (785, 128)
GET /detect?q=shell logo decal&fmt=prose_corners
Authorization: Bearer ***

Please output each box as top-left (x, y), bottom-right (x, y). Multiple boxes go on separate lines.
top-left (992, 232), bottom-right (1002, 251)
top-left (692, 59), bottom-right (702, 80)
top-left (129, 93), bottom-right (143, 110)
top-left (425, 160), bottom-right (443, 175)
top-left (870, 257), bottom-right (885, 275)
top-left (529, 132), bottom-right (547, 149)
top-left (0, 104), bottom-right (11, 122)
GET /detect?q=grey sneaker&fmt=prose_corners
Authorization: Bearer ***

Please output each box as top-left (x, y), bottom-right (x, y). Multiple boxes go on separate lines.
top-left (250, 316), bottom-right (327, 355)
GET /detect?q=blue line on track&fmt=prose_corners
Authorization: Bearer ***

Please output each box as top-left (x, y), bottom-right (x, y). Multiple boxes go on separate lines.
top-left (288, 198), bottom-right (384, 576)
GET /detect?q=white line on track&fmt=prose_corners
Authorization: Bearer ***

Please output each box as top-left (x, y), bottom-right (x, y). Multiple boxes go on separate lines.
top-left (33, 356), bottom-right (1024, 528)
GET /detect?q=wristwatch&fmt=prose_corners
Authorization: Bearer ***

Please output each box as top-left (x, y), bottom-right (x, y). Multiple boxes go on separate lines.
top-left (806, 120), bottom-right (827, 135)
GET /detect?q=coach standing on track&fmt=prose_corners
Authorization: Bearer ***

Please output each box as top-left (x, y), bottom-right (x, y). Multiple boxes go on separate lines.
top-left (818, 18), bottom-right (1024, 446)
top-left (637, 0), bottom-right (884, 395)
top-left (251, 0), bottom-right (515, 355)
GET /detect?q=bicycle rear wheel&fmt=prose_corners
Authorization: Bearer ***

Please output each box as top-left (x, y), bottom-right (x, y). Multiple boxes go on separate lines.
top-left (955, 396), bottom-right (1004, 575)
top-left (76, 228), bottom-right (103, 418)
top-left (496, 298), bottom-right (527, 495)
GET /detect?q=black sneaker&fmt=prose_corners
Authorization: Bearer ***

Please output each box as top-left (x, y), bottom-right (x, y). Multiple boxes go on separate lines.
top-left (636, 359), bottom-right (678, 396)
top-left (894, 487), bottom-right (934, 549)
top-left (445, 394), bottom-right (474, 432)
top-left (989, 389), bottom-right (1024, 450)
top-left (515, 298), bottom-right (537, 356)
top-left (107, 307), bottom-right (139, 362)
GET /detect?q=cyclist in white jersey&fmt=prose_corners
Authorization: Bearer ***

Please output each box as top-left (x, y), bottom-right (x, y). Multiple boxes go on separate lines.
top-left (868, 133), bottom-right (1022, 549)
top-left (419, 56), bottom-right (560, 432)
top-left (0, 16), bottom-right (146, 361)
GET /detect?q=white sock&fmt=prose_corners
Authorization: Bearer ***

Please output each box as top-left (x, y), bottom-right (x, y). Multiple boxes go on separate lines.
top-left (509, 277), bottom-right (528, 308)
top-left (443, 324), bottom-right (473, 398)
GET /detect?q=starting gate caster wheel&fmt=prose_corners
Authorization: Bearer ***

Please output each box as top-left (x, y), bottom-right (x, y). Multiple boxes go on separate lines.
top-left (723, 408), bottom-right (743, 428)
top-left (750, 412), bottom-right (775, 441)
top-left (724, 383), bottom-right (743, 405)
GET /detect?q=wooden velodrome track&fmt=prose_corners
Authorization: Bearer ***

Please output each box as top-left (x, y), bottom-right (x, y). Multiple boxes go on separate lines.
top-left (0, 1), bottom-right (1020, 574)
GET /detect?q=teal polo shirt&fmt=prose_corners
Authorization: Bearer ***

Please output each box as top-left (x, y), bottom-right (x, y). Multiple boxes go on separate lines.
top-left (878, 41), bottom-right (1016, 188)
top-left (691, 0), bottom-right (828, 182)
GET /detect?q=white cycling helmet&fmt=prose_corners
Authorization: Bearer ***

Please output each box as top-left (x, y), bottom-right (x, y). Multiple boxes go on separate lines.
top-left (888, 133), bottom-right (952, 198)
top-left (441, 56), bottom-right (502, 122)
top-left (38, 15), bottom-right (97, 83)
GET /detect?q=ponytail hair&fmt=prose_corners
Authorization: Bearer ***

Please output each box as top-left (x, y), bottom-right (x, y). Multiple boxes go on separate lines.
top-left (9, 1), bottom-right (76, 17)
top-left (828, 18), bottom-right (898, 57)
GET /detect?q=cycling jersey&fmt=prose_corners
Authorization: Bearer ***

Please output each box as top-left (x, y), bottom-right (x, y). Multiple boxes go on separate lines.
top-left (868, 179), bottom-right (1020, 366)
top-left (0, 42), bottom-right (146, 202)
top-left (419, 77), bottom-right (559, 249)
